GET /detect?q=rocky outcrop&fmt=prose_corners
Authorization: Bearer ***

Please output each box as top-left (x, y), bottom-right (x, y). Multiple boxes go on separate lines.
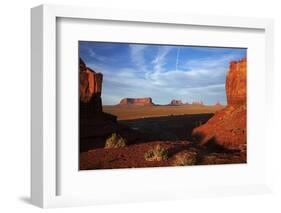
top-left (169, 99), bottom-right (183, 106)
top-left (226, 58), bottom-right (247, 106)
top-left (79, 58), bottom-right (103, 113)
top-left (119, 97), bottom-right (154, 106)
top-left (80, 69), bottom-right (102, 103)
top-left (79, 58), bottom-right (117, 141)
top-left (192, 58), bottom-right (247, 150)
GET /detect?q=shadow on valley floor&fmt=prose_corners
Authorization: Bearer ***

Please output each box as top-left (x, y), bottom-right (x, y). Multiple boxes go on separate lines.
top-left (79, 114), bottom-right (247, 169)
top-left (120, 113), bottom-right (214, 142)
top-left (80, 113), bottom-right (214, 152)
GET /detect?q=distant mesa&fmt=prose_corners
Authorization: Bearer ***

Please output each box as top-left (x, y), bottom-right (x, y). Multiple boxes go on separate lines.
top-left (191, 101), bottom-right (204, 106)
top-left (169, 99), bottom-right (184, 106)
top-left (119, 97), bottom-right (155, 106)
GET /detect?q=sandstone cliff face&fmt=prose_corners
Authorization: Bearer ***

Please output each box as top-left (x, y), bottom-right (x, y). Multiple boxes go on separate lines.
top-left (192, 58), bottom-right (247, 150)
top-left (79, 58), bottom-right (117, 141)
top-left (80, 69), bottom-right (102, 103)
top-left (119, 97), bottom-right (154, 106)
top-left (79, 58), bottom-right (103, 113)
top-left (226, 58), bottom-right (247, 105)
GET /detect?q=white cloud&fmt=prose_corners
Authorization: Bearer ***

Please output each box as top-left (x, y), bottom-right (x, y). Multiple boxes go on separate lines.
top-left (184, 53), bottom-right (241, 70)
top-left (151, 46), bottom-right (172, 72)
top-left (92, 47), bottom-right (242, 105)
top-left (101, 64), bottom-right (227, 105)
top-left (129, 44), bottom-right (148, 72)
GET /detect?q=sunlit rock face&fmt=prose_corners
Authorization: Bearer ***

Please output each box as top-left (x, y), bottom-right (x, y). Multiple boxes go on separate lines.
top-left (79, 58), bottom-right (103, 113)
top-left (192, 58), bottom-right (247, 150)
top-left (226, 58), bottom-right (247, 106)
top-left (79, 58), bottom-right (117, 142)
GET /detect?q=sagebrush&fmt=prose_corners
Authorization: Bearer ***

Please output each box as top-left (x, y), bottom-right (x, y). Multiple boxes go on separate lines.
top-left (105, 133), bottom-right (127, 148)
top-left (144, 144), bottom-right (168, 161)
top-left (172, 150), bottom-right (197, 166)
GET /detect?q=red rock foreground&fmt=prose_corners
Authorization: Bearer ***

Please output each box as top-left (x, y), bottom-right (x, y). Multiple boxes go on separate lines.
top-left (192, 58), bottom-right (247, 150)
top-left (80, 140), bottom-right (245, 170)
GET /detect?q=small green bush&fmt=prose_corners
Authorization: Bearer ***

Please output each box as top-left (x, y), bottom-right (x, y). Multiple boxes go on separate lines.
top-left (144, 144), bottom-right (168, 161)
top-left (172, 150), bottom-right (197, 166)
top-left (105, 133), bottom-right (127, 149)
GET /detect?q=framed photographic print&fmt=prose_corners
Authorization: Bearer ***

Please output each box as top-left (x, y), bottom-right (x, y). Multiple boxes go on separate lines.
top-left (31, 4), bottom-right (274, 208)
top-left (78, 41), bottom-right (247, 170)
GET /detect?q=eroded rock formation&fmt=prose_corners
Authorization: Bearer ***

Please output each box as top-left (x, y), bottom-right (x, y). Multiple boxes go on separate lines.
top-left (79, 58), bottom-right (103, 114)
top-left (226, 58), bottom-right (247, 106)
top-left (79, 58), bottom-right (117, 143)
top-left (192, 58), bottom-right (247, 150)
top-left (169, 99), bottom-right (183, 106)
top-left (119, 97), bottom-right (154, 106)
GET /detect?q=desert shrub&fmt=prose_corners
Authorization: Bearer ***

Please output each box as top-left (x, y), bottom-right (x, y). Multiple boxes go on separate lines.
top-left (172, 150), bottom-right (197, 166)
top-left (144, 144), bottom-right (168, 161)
top-left (105, 133), bottom-right (127, 149)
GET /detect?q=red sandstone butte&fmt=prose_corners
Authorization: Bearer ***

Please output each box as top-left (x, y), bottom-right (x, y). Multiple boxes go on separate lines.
top-left (119, 97), bottom-right (154, 106)
top-left (226, 58), bottom-right (247, 106)
top-left (79, 58), bottom-right (117, 140)
top-left (192, 58), bottom-right (247, 150)
top-left (169, 99), bottom-right (184, 106)
top-left (79, 58), bottom-right (103, 105)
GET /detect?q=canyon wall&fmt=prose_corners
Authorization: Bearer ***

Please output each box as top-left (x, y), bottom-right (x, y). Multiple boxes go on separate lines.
top-left (192, 58), bottom-right (247, 150)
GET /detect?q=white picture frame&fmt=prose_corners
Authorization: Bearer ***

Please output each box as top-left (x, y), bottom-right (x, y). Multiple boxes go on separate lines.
top-left (31, 4), bottom-right (274, 208)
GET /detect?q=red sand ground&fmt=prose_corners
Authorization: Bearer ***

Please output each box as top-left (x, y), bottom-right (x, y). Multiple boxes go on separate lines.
top-left (80, 140), bottom-right (246, 170)
top-left (80, 105), bottom-right (246, 170)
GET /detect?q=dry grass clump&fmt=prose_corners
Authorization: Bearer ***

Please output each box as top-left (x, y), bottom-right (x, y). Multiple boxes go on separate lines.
top-left (172, 150), bottom-right (197, 166)
top-left (105, 133), bottom-right (127, 149)
top-left (144, 144), bottom-right (168, 161)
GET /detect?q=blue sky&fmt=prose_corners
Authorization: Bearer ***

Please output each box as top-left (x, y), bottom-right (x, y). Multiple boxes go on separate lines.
top-left (79, 41), bottom-right (246, 105)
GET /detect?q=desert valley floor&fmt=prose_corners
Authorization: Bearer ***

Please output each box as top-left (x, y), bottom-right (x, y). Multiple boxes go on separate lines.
top-left (80, 104), bottom-right (246, 170)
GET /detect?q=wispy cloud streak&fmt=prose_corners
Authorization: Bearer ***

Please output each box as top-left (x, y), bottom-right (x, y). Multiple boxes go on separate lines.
top-left (79, 42), bottom-right (246, 105)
